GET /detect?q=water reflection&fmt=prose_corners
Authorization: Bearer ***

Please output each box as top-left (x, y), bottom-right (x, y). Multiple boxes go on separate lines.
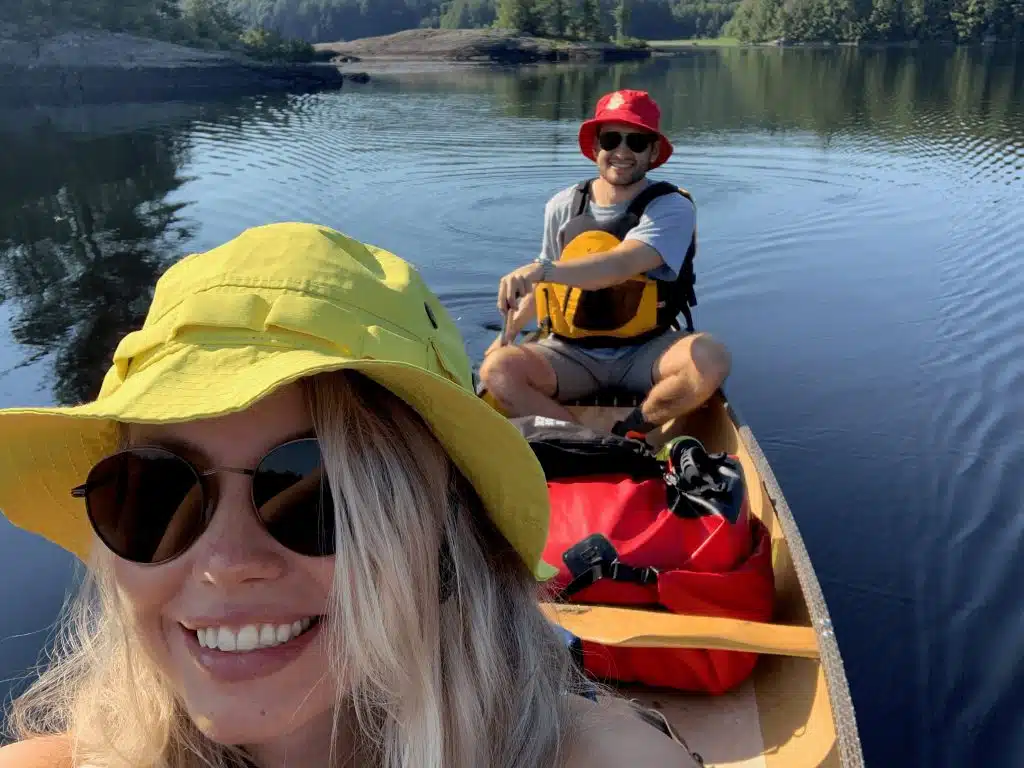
top-left (0, 128), bottom-right (195, 405)
top-left (369, 47), bottom-right (1023, 157)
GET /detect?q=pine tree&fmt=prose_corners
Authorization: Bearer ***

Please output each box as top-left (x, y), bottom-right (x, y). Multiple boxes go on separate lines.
top-left (496, 0), bottom-right (542, 32)
top-left (614, 0), bottom-right (631, 38)
top-left (538, 0), bottom-right (569, 36)
top-left (578, 0), bottom-right (605, 39)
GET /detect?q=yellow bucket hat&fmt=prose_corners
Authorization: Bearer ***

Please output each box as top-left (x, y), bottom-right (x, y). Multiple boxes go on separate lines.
top-left (0, 222), bottom-right (557, 580)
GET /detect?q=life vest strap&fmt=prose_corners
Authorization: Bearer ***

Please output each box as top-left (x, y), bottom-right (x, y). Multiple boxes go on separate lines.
top-left (625, 180), bottom-right (685, 219)
top-left (571, 179), bottom-right (593, 217)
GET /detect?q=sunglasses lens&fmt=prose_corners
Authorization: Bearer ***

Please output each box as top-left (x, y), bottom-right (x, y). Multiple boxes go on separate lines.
top-left (626, 133), bottom-right (654, 152)
top-left (253, 439), bottom-right (335, 557)
top-left (598, 131), bottom-right (622, 151)
top-left (85, 449), bottom-right (206, 564)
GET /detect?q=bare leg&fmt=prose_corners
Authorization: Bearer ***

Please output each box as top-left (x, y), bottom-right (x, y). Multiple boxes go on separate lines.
top-left (641, 333), bottom-right (732, 425)
top-left (479, 344), bottom-right (579, 422)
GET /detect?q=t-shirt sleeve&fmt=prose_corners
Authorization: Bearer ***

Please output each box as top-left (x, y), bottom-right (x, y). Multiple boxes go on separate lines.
top-left (538, 186), bottom-right (576, 263)
top-left (623, 193), bottom-right (696, 280)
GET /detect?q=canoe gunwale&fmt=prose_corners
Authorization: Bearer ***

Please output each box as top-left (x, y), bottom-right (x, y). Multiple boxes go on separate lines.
top-left (721, 388), bottom-right (865, 768)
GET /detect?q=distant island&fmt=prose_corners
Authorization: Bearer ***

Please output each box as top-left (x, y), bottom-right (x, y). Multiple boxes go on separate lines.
top-left (316, 28), bottom-right (651, 66)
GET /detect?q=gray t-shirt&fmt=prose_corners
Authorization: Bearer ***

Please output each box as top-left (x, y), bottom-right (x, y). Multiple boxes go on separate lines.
top-left (537, 179), bottom-right (696, 359)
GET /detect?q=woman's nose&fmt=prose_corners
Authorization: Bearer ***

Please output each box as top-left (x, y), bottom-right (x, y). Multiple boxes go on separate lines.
top-left (190, 475), bottom-right (286, 586)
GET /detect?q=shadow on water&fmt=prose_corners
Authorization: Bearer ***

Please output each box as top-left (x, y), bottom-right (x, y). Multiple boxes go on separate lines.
top-left (0, 48), bottom-right (1021, 765)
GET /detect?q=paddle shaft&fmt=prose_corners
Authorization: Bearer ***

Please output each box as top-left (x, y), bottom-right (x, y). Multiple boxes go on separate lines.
top-left (541, 603), bottom-right (820, 660)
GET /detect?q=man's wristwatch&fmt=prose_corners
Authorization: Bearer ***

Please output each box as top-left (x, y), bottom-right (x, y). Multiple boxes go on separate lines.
top-left (534, 258), bottom-right (553, 282)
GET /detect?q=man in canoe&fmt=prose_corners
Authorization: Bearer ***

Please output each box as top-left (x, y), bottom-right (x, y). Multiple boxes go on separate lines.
top-left (480, 89), bottom-right (731, 437)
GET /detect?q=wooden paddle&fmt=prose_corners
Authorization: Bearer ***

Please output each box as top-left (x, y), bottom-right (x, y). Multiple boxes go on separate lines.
top-left (540, 603), bottom-right (821, 660)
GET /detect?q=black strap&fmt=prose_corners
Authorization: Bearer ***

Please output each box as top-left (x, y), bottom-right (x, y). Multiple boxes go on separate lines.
top-left (558, 534), bottom-right (659, 600)
top-left (625, 180), bottom-right (682, 219)
top-left (571, 179), bottom-right (593, 217)
top-left (559, 559), bottom-right (659, 600)
top-left (679, 301), bottom-right (695, 333)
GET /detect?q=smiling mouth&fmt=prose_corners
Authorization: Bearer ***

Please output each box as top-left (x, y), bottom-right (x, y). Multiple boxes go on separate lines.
top-left (190, 616), bottom-right (324, 653)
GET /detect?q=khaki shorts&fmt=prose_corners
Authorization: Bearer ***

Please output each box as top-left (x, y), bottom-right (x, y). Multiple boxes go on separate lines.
top-left (530, 330), bottom-right (688, 402)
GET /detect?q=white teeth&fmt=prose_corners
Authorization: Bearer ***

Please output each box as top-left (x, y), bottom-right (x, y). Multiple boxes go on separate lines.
top-left (236, 625), bottom-right (259, 652)
top-left (193, 618), bottom-right (318, 653)
top-left (217, 627), bottom-right (236, 652)
top-left (259, 624), bottom-right (276, 646)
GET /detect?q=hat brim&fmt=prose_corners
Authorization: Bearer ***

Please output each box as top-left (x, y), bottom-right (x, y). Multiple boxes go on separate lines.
top-left (579, 116), bottom-right (674, 169)
top-left (0, 344), bottom-right (558, 581)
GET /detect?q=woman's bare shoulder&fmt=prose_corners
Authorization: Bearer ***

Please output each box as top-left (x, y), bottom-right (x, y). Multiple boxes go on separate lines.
top-left (566, 695), bottom-right (701, 768)
top-left (0, 735), bottom-right (72, 768)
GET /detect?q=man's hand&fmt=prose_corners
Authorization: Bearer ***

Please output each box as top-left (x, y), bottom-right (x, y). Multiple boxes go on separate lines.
top-left (498, 261), bottom-right (544, 315)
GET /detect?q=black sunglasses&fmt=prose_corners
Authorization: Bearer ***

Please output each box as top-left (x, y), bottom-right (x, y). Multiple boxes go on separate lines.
top-left (71, 438), bottom-right (334, 564)
top-left (598, 130), bottom-right (657, 153)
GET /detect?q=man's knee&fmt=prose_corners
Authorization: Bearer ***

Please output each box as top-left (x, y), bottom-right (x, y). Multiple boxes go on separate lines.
top-left (479, 348), bottom-right (523, 393)
top-left (479, 346), bottom-right (550, 399)
top-left (658, 332), bottom-right (731, 386)
top-left (691, 332), bottom-right (732, 386)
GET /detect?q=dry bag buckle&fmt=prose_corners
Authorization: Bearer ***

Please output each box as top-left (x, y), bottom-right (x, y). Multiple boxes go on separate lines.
top-left (610, 561), bottom-right (659, 586)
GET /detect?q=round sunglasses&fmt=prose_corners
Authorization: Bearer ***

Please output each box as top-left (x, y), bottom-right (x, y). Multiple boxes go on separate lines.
top-left (71, 438), bottom-right (335, 564)
top-left (598, 130), bottom-right (657, 153)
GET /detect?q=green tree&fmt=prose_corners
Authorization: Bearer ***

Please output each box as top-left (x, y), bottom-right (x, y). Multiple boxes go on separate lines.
top-left (614, 0), bottom-right (631, 37)
top-left (496, 0), bottom-right (542, 31)
top-left (180, 0), bottom-right (243, 44)
top-left (440, 0), bottom-right (498, 27)
top-left (538, 0), bottom-right (570, 35)
top-left (578, 0), bottom-right (606, 38)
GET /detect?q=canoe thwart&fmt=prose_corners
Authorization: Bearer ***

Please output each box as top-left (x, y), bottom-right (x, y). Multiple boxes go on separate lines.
top-left (541, 603), bottom-right (821, 660)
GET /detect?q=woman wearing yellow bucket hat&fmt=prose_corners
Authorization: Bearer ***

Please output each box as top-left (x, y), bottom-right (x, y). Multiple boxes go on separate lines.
top-left (0, 223), bottom-right (695, 767)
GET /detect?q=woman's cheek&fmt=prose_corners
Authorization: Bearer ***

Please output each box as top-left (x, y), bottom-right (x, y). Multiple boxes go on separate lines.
top-left (111, 557), bottom-right (188, 666)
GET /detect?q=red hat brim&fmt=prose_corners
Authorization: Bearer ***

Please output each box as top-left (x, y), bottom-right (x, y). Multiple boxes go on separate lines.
top-left (578, 114), bottom-right (674, 169)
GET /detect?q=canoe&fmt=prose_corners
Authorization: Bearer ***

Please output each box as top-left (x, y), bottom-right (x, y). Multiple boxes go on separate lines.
top-left (478, 382), bottom-right (864, 767)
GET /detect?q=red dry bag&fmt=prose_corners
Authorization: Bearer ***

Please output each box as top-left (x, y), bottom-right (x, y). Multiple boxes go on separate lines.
top-left (514, 417), bottom-right (776, 695)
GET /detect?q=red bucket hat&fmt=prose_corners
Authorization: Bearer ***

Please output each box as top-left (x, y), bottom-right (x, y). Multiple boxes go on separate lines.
top-left (578, 89), bottom-right (673, 169)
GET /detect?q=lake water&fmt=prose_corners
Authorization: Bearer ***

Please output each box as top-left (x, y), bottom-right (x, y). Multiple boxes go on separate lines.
top-left (1, 46), bottom-right (1022, 765)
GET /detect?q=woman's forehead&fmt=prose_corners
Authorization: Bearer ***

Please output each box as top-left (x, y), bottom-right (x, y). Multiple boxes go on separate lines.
top-left (128, 383), bottom-right (313, 463)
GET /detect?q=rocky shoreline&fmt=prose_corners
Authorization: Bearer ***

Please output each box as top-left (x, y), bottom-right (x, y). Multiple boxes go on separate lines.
top-left (0, 30), bottom-right (355, 108)
top-left (0, 27), bottom-right (658, 108)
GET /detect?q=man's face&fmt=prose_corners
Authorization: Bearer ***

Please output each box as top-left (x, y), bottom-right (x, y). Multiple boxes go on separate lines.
top-left (594, 121), bottom-right (660, 186)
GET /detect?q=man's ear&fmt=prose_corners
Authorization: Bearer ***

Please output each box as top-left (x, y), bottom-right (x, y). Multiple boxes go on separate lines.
top-left (650, 139), bottom-right (661, 165)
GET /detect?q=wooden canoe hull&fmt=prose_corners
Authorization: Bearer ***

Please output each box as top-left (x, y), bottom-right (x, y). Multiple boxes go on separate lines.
top-left (489, 386), bottom-right (865, 767)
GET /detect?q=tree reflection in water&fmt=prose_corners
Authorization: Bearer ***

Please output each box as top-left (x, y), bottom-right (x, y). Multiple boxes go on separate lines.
top-left (0, 122), bottom-right (195, 406)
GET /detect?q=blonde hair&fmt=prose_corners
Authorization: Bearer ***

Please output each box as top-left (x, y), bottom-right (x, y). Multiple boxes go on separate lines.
top-left (7, 370), bottom-right (584, 767)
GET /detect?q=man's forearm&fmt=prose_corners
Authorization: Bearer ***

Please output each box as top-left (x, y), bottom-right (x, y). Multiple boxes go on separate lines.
top-left (546, 240), bottom-right (664, 290)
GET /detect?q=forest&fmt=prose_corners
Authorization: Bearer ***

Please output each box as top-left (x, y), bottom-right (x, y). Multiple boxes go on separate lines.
top-left (4, 0), bottom-right (1021, 54)
top-left (224, 0), bottom-right (741, 43)
top-left (227, 0), bottom-right (1021, 44)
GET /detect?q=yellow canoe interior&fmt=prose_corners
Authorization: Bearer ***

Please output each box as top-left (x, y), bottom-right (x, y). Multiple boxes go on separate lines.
top-left (534, 391), bottom-right (865, 768)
